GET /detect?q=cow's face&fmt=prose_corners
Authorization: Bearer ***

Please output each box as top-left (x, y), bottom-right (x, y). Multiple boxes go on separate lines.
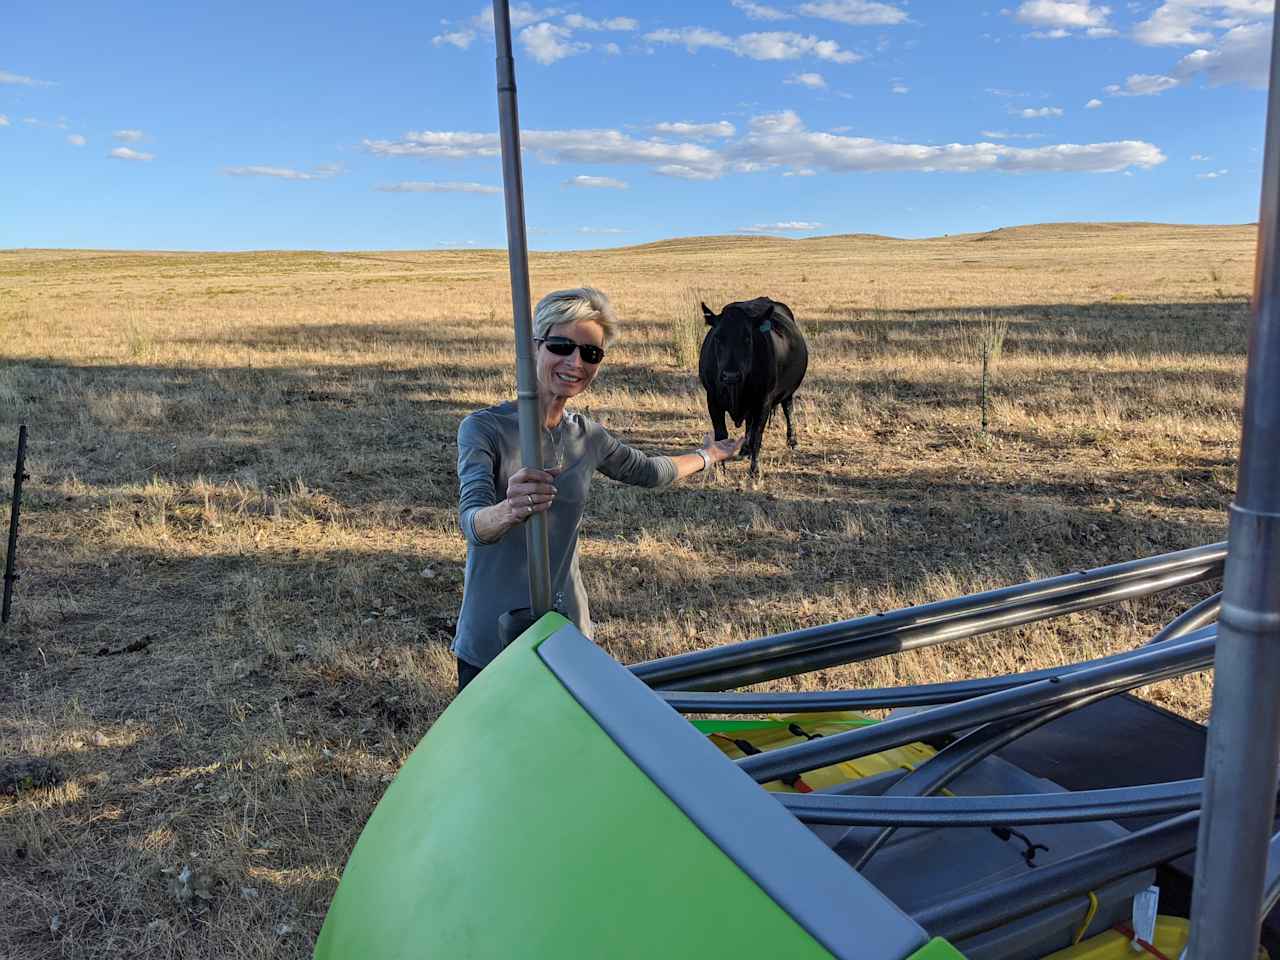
top-left (702, 302), bottom-right (757, 403)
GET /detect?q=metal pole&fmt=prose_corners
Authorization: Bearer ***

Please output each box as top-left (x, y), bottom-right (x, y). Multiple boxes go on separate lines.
top-left (1145, 590), bottom-right (1220, 645)
top-left (2, 425), bottom-right (28, 624)
top-left (661, 627), bottom-right (1201, 713)
top-left (779, 778), bottom-right (1207, 828)
top-left (492, 0), bottom-right (552, 616)
top-left (1188, 12), bottom-right (1280, 957)
top-left (631, 542), bottom-right (1225, 688)
top-left (657, 560), bottom-right (1221, 692)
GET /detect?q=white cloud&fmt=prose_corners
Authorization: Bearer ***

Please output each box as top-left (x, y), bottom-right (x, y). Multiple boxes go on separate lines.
top-left (67, 134), bottom-right (86, 146)
top-left (1132, 0), bottom-right (1267, 46)
top-left (1191, 152), bottom-right (1210, 159)
top-left (472, 4), bottom-right (563, 31)
top-left (20, 116), bottom-right (68, 130)
top-left (604, 42), bottom-right (621, 54)
top-left (564, 175), bottom-right (628, 189)
top-left (796, 1), bottom-right (910, 26)
top-left (1017, 106), bottom-right (1065, 117)
top-left (644, 27), bottom-right (861, 62)
top-left (891, 81), bottom-right (910, 93)
top-left (113, 129), bottom-right (146, 142)
top-left (732, 0), bottom-right (793, 20)
top-left (1104, 73), bottom-right (1181, 95)
top-left (1086, 97), bottom-right (1104, 108)
top-left (0, 69), bottom-right (52, 86)
top-left (222, 164), bottom-right (343, 180)
top-left (364, 131), bottom-right (502, 159)
top-left (980, 129), bottom-right (1046, 139)
top-left (110, 147), bottom-right (154, 162)
top-left (738, 221), bottom-right (824, 232)
top-left (1174, 20), bottom-right (1271, 88)
top-left (733, 110), bottom-right (1164, 173)
top-left (433, 31), bottom-right (476, 49)
top-left (375, 180), bottom-right (500, 193)
top-left (645, 26), bottom-right (734, 52)
top-left (562, 14), bottom-right (637, 30)
top-left (530, 128), bottom-right (726, 179)
top-left (655, 163), bottom-right (722, 180)
top-left (1015, 0), bottom-right (1116, 36)
top-left (367, 114), bottom-right (1164, 182)
top-left (521, 23), bottom-right (591, 64)
top-left (653, 120), bottom-right (736, 138)
top-left (0, 115), bottom-right (9, 127)
top-left (578, 226), bottom-right (626, 233)
top-left (788, 72), bottom-right (828, 88)
top-left (1197, 168), bottom-right (1230, 178)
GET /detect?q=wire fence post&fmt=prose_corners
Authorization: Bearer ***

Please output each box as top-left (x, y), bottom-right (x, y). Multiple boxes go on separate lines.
top-left (3, 425), bottom-right (29, 625)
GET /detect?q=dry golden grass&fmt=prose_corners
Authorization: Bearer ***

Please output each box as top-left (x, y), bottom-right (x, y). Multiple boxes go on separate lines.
top-left (0, 222), bottom-right (1255, 957)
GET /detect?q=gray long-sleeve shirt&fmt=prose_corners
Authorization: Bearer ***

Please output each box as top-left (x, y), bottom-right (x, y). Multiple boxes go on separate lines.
top-left (453, 400), bottom-right (678, 667)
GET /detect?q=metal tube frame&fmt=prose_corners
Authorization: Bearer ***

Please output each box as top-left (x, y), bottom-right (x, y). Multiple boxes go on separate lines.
top-left (634, 543), bottom-right (1225, 690)
top-left (1145, 590), bottom-right (1221, 645)
top-left (1188, 11), bottom-right (1280, 956)
top-left (780, 778), bottom-right (1207, 828)
top-left (492, 0), bottom-right (552, 616)
top-left (738, 628), bottom-right (1215, 783)
top-left (671, 564), bottom-right (1220, 692)
top-left (834, 596), bottom-right (1222, 867)
top-left (840, 687), bottom-right (1124, 868)
top-left (662, 620), bottom-right (1206, 714)
top-left (913, 811), bottom-right (1202, 944)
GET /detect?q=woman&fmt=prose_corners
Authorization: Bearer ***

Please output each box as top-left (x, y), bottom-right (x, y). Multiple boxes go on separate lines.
top-left (453, 287), bottom-right (742, 691)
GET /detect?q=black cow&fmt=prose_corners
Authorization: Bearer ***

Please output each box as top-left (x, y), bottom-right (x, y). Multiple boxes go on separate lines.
top-left (699, 297), bottom-right (809, 477)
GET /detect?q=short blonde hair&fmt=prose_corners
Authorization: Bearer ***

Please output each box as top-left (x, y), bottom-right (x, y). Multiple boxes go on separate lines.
top-left (533, 287), bottom-right (619, 347)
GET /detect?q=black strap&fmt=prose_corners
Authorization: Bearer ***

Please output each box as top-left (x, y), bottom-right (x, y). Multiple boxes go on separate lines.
top-left (991, 825), bottom-right (1050, 867)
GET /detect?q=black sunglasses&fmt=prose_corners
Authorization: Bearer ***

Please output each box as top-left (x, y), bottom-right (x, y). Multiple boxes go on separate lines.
top-left (536, 336), bottom-right (606, 364)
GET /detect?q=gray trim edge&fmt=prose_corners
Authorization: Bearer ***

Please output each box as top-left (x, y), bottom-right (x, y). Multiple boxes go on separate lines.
top-left (537, 624), bottom-right (928, 960)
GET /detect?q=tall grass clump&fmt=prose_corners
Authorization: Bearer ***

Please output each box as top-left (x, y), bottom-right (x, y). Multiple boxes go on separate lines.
top-left (670, 287), bottom-right (708, 367)
top-left (957, 311), bottom-right (1010, 433)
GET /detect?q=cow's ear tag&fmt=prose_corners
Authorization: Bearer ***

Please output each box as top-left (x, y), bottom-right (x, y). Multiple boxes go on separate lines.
top-left (758, 320), bottom-right (772, 333)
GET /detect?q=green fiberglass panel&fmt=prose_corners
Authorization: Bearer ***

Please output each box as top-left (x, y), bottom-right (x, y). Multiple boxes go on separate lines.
top-left (907, 939), bottom-right (968, 959)
top-left (315, 613), bottom-right (840, 960)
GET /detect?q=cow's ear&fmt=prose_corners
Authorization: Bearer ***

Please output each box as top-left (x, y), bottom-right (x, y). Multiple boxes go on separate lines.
top-left (701, 302), bottom-right (717, 326)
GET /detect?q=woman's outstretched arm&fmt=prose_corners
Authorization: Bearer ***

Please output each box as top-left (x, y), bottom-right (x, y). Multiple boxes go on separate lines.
top-left (595, 426), bottom-right (742, 487)
top-left (668, 436), bottom-right (743, 481)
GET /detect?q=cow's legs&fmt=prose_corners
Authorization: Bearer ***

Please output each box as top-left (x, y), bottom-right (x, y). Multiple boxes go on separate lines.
top-left (746, 414), bottom-right (766, 477)
top-left (706, 396), bottom-right (730, 442)
top-left (781, 396), bottom-right (798, 448)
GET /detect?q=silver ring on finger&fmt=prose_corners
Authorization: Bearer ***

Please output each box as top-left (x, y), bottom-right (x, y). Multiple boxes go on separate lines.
top-left (527, 494), bottom-right (534, 507)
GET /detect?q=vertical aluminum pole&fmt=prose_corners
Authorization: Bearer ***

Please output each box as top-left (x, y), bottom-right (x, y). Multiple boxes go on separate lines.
top-left (1188, 12), bottom-right (1280, 957)
top-left (492, 0), bottom-right (552, 616)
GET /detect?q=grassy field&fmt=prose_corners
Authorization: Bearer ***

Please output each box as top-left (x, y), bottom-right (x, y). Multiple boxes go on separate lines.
top-left (0, 221), bottom-right (1256, 958)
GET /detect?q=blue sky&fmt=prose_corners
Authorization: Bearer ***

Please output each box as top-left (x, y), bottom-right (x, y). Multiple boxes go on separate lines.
top-left (1, 1), bottom-right (1273, 251)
